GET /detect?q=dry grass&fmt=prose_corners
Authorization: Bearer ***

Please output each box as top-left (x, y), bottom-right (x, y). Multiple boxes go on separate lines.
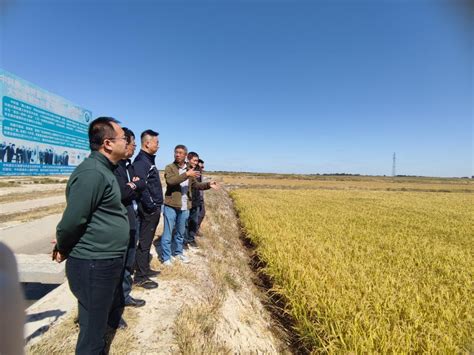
top-left (197, 189), bottom-right (251, 294)
top-left (174, 289), bottom-right (230, 354)
top-left (0, 177), bottom-right (67, 189)
top-left (0, 176), bottom-right (68, 184)
top-left (172, 191), bottom-right (235, 354)
top-left (27, 312), bottom-right (79, 354)
top-left (173, 188), bottom-right (289, 354)
top-left (0, 180), bottom-right (22, 188)
top-left (0, 203), bottom-right (65, 224)
top-left (27, 308), bottom-right (141, 354)
top-left (106, 308), bottom-right (141, 354)
top-left (150, 256), bottom-right (198, 283)
top-left (0, 189), bottom-right (64, 204)
top-left (231, 188), bottom-right (474, 353)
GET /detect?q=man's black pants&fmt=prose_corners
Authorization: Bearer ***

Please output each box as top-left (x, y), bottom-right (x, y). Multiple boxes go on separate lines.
top-left (185, 205), bottom-right (201, 244)
top-left (135, 208), bottom-right (160, 281)
top-left (197, 202), bottom-right (205, 231)
top-left (122, 228), bottom-right (138, 301)
top-left (66, 256), bottom-right (124, 355)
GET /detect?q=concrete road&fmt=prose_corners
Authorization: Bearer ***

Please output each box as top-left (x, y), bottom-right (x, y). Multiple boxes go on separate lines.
top-left (0, 214), bottom-right (61, 254)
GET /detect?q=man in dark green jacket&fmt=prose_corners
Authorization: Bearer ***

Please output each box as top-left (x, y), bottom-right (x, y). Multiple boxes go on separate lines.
top-left (54, 117), bottom-right (129, 355)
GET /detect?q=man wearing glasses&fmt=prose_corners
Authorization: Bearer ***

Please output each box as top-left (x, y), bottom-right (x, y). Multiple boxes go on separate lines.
top-left (54, 117), bottom-right (130, 354)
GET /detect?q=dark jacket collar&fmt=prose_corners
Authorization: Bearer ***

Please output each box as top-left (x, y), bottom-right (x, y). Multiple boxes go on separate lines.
top-left (118, 158), bottom-right (132, 168)
top-left (90, 151), bottom-right (116, 170)
top-left (139, 149), bottom-right (156, 164)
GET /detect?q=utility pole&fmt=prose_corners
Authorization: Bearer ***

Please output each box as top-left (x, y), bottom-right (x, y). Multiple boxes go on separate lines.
top-left (392, 152), bottom-right (396, 177)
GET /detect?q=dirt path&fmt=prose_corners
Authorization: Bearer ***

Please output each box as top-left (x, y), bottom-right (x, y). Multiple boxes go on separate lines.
top-left (26, 189), bottom-right (291, 354)
top-left (0, 183), bottom-right (65, 197)
top-left (0, 195), bottom-right (65, 215)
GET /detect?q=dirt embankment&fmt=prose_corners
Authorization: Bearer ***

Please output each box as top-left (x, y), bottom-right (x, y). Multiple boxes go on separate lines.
top-left (27, 188), bottom-right (291, 354)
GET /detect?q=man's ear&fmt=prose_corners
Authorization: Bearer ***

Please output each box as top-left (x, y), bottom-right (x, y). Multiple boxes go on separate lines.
top-left (103, 138), bottom-right (113, 152)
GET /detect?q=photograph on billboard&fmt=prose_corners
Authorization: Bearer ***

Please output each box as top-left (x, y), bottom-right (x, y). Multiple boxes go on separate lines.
top-left (0, 69), bottom-right (92, 175)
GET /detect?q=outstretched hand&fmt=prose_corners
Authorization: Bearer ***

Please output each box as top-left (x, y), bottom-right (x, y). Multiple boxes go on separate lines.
top-left (210, 181), bottom-right (219, 190)
top-left (186, 169), bottom-right (201, 178)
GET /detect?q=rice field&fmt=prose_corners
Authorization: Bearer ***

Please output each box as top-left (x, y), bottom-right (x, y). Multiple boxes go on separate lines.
top-left (230, 183), bottom-right (473, 353)
top-left (220, 174), bottom-right (474, 193)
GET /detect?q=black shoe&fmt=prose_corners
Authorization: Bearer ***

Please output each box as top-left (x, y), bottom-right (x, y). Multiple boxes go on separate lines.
top-left (146, 269), bottom-right (161, 277)
top-left (188, 241), bottom-right (199, 249)
top-left (117, 318), bottom-right (128, 329)
top-left (125, 296), bottom-right (146, 308)
top-left (134, 278), bottom-right (158, 289)
top-left (109, 317), bottom-right (128, 330)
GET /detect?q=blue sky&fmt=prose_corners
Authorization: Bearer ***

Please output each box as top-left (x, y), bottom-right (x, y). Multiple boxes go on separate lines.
top-left (1, 0), bottom-right (472, 177)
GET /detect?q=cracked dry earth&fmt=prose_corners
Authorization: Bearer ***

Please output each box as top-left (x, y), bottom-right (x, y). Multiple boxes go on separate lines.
top-left (27, 188), bottom-right (291, 354)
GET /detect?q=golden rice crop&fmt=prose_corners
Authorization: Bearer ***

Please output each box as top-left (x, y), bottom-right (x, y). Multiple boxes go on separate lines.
top-left (221, 175), bottom-right (474, 192)
top-left (231, 188), bottom-right (473, 353)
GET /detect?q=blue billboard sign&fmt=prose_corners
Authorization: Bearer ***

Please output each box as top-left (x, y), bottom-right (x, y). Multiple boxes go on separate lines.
top-left (0, 69), bottom-right (92, 175)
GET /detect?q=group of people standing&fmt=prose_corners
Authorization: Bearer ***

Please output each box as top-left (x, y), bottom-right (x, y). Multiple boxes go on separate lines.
top-left (0, 141), bottom-right (70, 165)
top-left (0, 143), bottom-right (34, 163)
top-left (53, 117), bottom-right (217, 354)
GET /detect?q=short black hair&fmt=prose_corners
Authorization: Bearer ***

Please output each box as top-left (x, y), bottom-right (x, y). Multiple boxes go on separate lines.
top-left (88, 117), bottom-right (120, 151)
top-left (174, 144), bottom-right (187, 152)
top-left (140, 129), bottom-right (159, 144)
top-left (198, 159), bottom-right (204, 164)
top-left (122, 127), bottom-right (135, 144)
top-left (187, 151), bottom-right (199, 160)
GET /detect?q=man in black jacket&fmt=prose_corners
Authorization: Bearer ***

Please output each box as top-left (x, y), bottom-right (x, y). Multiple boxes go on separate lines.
top-left (114, 128), bottom-right (147, 307)
top-left (132, 129), bottom-right (163, 289)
